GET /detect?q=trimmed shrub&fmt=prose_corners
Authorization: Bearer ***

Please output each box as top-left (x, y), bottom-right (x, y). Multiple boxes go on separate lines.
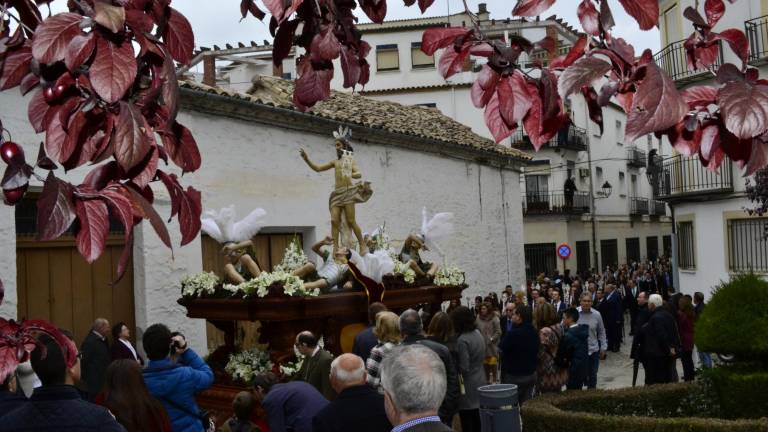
top-left (695, 273), bottom-right (768, 360)
top-left (698, 366), bottom-right (768, 420)
top-left (522, 383), bottom-right (768, 432)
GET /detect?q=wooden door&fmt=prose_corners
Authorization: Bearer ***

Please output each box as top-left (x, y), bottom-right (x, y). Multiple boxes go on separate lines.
top-left (16, 236), bottom-right (135, 346)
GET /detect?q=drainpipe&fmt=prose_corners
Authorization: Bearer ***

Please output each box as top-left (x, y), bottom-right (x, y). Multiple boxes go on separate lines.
top-left (588, 140), bottom-right (599, 273)
top-left (670, 205), bottom-right (680, 293)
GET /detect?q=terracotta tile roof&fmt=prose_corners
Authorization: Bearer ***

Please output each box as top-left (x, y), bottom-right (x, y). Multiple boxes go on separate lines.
top-left (179, 76), bottom-right (531, 161)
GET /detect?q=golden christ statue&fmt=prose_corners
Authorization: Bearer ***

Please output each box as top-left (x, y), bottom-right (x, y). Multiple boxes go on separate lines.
top-left (300, 126), bottom-right (372, 255)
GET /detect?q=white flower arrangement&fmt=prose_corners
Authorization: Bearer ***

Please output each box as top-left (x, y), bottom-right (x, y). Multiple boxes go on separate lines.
top-left (279, 355), bottom-right (304, 378)
top-left (274, 237), bottom-right (309, 273)
top-left (224, 347), bottom-right (274, 385)
top-left (224, 270), bottom-right (319, 298)
top-left (180, 272), bottom-right (221, 297)
top-left (434, 266), bottom-right (465, 287)
top-left (392, 258), bottom-right (416, 284)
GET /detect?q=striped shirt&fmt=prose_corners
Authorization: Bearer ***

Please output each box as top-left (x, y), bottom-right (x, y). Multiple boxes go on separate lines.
top-left (366, 341), bottom-right (398, 392)
top-left (391, 416), bottom-right (442, 432)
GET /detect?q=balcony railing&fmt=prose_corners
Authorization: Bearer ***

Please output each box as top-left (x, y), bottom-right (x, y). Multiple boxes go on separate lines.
top-left (627, 146), bottom-right (647, 168)
top-left (656, 156), bottom-right (734, 200)
top-left (522, 191), bottom-right (590, 216)
top-left (650, 200), bottom-right (667, 216)
top-left (630, 197), bottom-right (649, 215)
top-left (654, 39), bottom-right (723, 84)
top-left (511, 124), bottom-right (588, 152)
top-left (746, 15), bottom-right (768, 64)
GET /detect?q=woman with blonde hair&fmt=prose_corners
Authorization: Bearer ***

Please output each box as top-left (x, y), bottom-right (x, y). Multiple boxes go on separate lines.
top-left (535, 302), bottom-right (568, 393)
top-left (476, 302), bottom-right (501, 384)
top-left (366, 311), bottom-right (401, 392)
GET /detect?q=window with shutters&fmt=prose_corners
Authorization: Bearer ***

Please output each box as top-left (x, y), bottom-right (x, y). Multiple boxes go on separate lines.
top-left (677, 221), bottom-right (695, 269)
top-left (410, 42), bottom-right (434, 69)
top-left (376, 44), bottom-right (400, 71)
top-left (728, 218), bottom-right (768, 272)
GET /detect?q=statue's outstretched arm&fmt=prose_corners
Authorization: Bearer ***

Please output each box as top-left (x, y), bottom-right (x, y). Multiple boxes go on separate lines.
top-left (300, 148), bottom-right (334, 172)
top-left (312, 236), bottom-right (333, 256)
top-left (222, 239), bottom-right (254, 254)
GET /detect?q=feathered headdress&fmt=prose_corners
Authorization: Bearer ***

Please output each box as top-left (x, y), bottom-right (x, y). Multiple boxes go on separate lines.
top-left (200, 205), bottom-right (267, 244)
top-left (420, 207), bottom-right (454, 256)
top-left (333, 126), bottom-right (352, 145)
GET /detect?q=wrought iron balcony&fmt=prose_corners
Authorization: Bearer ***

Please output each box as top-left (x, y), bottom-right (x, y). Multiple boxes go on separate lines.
top-left (630, 197), bottom-right (649, 216)
top-left (656, 156), bottom-right (734, 201)
top-left (511, 124), bottom-right (588, 152)
top-left (650, 200), bottom-right (667, 217)
top-left (654, 39), bottom-right (723, 85)
top-left (522, 191), bottom-right (590, 216)
top-left (746, 15), bottom-right (768, 64)
top-left (627, 146), bottom-right (647, 168)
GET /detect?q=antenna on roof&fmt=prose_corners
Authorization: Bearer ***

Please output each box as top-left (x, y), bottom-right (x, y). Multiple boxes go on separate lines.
top-left (251, 41), bottom-right (258, 47)
top-left (238, 42), bottom-right (245, 48)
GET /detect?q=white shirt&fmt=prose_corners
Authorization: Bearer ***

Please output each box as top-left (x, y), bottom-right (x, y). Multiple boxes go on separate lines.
top-left (120, 338), bottom-right (139, 362)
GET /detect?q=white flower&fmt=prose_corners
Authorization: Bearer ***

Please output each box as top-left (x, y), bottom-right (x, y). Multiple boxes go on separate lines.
top-left (392, 258), bottom-right (416, 284)
top-left (274, 238), bottom-right (309, 274)
top-left (224, 347), bottom-right (274, 385)
top-left (279, 354), bottom-right (305, 378)
top-left (434, 266), bottom-right (465, 287)
top-left (222, 269), bottom-right (318, 298)
top-left (180, 272), bottom-right (221, 297)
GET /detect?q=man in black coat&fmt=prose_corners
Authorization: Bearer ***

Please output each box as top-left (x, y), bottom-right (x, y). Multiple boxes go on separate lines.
top-left (641, 294), bottom-right (681, 385)
top-left (603, 284), bottom-right (624, 352)
top-left (399, 309), bottom-right (459, 426)
top-left (624, 280), bottom-right (640, 335)
top-left (0, 332), bottom-right (125, 431)
top-left (352, 302), bottom-right (387, 363)
top-left (312, 354), bottom-right (391, 432)
top-left (500, 302), bottom-right (515, 340)
top-left (80, 318), bottom-right (111, 400)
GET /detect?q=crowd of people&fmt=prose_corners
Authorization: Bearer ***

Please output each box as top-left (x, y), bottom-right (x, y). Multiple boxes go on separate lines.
top-left (0, 257), bottom-right (713, 432)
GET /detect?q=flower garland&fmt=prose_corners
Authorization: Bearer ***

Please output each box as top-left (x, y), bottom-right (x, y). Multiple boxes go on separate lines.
top-left (224, 347), bottom-right (274, 385)
top-left (180, 272), bottom-right (221, 298)
top-left (434, 266), bottom-right (465, 287)
top-left (279, 355), bottom-right (304, 378)
top-left (392, 257), bottom-right (416, 284)
top-left (274, 237), bottom-right (309, 273)
top-left (223, 270), bottom-right (319, 298)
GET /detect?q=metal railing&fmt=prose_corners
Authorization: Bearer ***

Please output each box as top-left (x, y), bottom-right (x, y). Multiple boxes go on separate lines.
top-left (630, 197), bottom-right (649, 215)
top-left (522, 191), bottom-right (590, 215)
top-left (627, 146), bottom-right (647, 168)
top-left (656, 156), bottom-right (733, 200)
top-left (728, 218), bottom-right (768, 272)
top-left (650, 200), bottom-right (667, 216)
top-left (654, 39), bottom-right (723, 84)
top-left (746, 15), bottom-right (768, 64)
top-left (511, 124), bottom-right (588, 151)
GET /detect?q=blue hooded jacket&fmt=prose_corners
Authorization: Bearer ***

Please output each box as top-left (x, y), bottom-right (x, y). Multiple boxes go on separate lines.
top-left (143, 349), bottom-right (214, 432)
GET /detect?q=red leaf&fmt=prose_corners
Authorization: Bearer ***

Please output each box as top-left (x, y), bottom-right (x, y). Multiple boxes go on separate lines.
top-left (60, 109), bottom-right (88, 164)
top-left (471, 65), bottom-right (500, 108)
top-left (584, 86), bottom-right (604, 134)
top-left (522, 81), bottom-right (546, 150)
top-left (64, 33), bottom-right (95, 72)
top-left (20, 73), bottom-right (40, 95)
top-left (284, 0), bottom-right (305, 20)
top-left (36, 172), bottom-right (76, 241)
top-left (162, 7), bottom-right (194, 65)
top-left (625, 54), bottom-right (688, 143)
top-left (44, 104), bottom-right (69, 163)
top-left (156, 170), bottom-right (201, 246)
top-left (293, 63), bottom-right (332, 111)
top-left (699, 124), bottom-right (722, 164)
top-left (74, 197), bottom-right (109, 263)
top-left (93, 0), bottom-right (126, 33)
top-left (125, 185), bottom-right (172, 249)
top-left (716, 62), bottom-right (743, 84)
top-left (666, 119), bottom-right (703, 156)
top-left (437, 47), bottom-right (470, 79)
top-left (550, 36), bottom-right (588, 69)
top-left (310, 27), bottom-right (340, 62)
top-left (421, 27), bottom-right (471, 56)
top-left (114, 101), bottom-right (152, 171)
top-left (27, 89), bottom-right (50, 133)
top-left (718, 81), bottom-right (768, 139)
top-left (262, 0), bottom-right (286, 21)
top-left (128, 145), bottom-right (158, 189)
top-left (705, 0), bottom-right (725, 27)
top-left (534, 37), bottom-right (556, 55)
top-left (418, 0), bottom-right (435, 13)
top-left (683, 7), bottom-right (708, 28)
top-left (497, 71), bottom-right (532, 127)
top-left (681, 86), bottom-right (718, 109)
top-left (30, 13), bottom-right (83, 63)
top-left (717, 29), bottom-right (749, 66)
top-left (577, 0), bottom-right (600, 36)
top-left (617, 0), bottom-right (659, 30)
top-left (23, 320), bottom-right (78, 370)
top-left (558, 56), bottom-right (612, 99)
top-left (600, 0), bottom-right (616, 32)
top-left (99, 184), bottom-right (135, 281)
top-left (90, 37), bottom-right (136, 104)
top-left (272, 19), bottom-right (299, 65)
top-left (339, 46), bottom-right (362, 89)
top-left (160, 122), bottom-right (200, 173)
top-left (159, 50), bottom-right (179, 129)
top-left (744, 136), bottom-right (768, 176)
top-left (83, 161), bottom-right (120, 191)
top-left (484, 92), bottom-right (515, 143)
top-left (0, 47), bottom-right (32, 90)
top-left (359, 0), bottom-right (387, 24)
top-left (512, 0), bottom-right (556, 17)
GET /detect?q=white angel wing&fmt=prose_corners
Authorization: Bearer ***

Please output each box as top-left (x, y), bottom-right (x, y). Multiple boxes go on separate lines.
top-left (421, 207), bottom-right (454, 255)
top-left (200, 212), bottom-right (226, 244)
top-left (231, 208), bottom-right (267, 242)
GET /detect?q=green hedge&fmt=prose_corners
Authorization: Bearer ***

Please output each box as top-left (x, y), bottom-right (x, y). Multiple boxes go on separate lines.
top-left (522, 383), bottom-right (768, 432)
top-left (695, 273), bottom-right (768, 359)
top-left (698, 366), bottom-right (768, 420)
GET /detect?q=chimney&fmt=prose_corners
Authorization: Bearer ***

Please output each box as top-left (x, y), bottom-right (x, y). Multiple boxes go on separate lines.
top-left (477, 3), bottom-right (490, 21)
top-left (202, 55), bottom-right (216, 87)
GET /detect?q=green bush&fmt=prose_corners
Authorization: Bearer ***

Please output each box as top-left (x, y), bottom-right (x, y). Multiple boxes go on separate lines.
top-left (522, 383), bottom-right (768, 432)
top-left (695, 273), bottom-right (768, 360)
top-left (698, 366), bottom-right (768, 420)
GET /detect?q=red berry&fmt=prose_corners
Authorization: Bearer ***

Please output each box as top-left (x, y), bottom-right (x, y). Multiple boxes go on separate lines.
top-left (0, 141), bottom-right (23, 164)
top-left (3, 184), bottom-right (28, 205)
top-left (43, 86), bottom-right (57, 102)
top-left (54, 84), bottom-right (67, 98)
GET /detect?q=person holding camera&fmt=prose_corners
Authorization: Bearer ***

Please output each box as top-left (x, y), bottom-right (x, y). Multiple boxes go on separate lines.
top-left (142, 324), bottom-right (214, 432)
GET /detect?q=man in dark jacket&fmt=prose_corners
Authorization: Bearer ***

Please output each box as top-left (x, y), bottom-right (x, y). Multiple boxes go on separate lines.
top-left (641, 294), bottom-right (681, 385)
top-left (79, 318), bottom-right (110, 400)
top-left (312, 354), bottom-right (391, 432)
top-left (624, 280), bottom-right (640, 335)
top-left (294, 331), bottom-right (335, 400)
top-left (562, 308), bottom-right (589, 390)
top-left (498, 305), bottom-right (540, 404)
top-left (352, 302), bottom-right (387, 363)
top-left (399, 309), bottom-right (459, 425)
top-left (500, 302), bottom-right (515, 340)
top-left (0, 372), bottom-right (26, 418)
top-left (142, 323), bottom-right (214, 432)
top-left (255, 372), bottom-right (329, 432)
top-left (0, 332), bottom-right (125, 431)
top-left (603, 284), bottom-right (623, 352)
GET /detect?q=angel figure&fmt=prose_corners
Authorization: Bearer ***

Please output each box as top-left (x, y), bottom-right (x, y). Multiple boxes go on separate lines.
top-left (399, 208), bottom-right (454, 279)
top-left (292, 236), bottom-right (353, 293)
top-left (200, 206), bottom-right (267, 285)
top-left (299, 126), bottom-right (372, 255)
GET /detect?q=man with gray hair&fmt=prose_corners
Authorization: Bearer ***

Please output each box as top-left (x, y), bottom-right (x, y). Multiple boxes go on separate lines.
top-left (399, 309), bottom-right (459, 426)
top-left (381, 345), bottom-right (451, 432)
top-left (312, 353), bottom-right (391, 432)
top-left (577, 293), bottom-right (607, 389)
top-left (640, 294), bottom-right (681, 385)
top-left (80, 317), bottom-right (110, 400)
